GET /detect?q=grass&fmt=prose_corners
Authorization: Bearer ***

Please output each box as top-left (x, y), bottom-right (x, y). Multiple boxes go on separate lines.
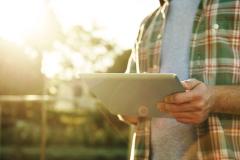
top-left (0, 145), bottom-right (128, 160)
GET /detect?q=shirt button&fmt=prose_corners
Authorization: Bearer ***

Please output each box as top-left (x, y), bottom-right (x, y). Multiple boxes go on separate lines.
top-left (157, 34), bottom-right (162, 40)
top-left (213, 24), bottom-right (219, 30)
top-left (138, 105), bottom-right (149, 117)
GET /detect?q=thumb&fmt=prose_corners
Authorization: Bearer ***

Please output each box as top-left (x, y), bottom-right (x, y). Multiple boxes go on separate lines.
top-left (181, 79), bottom-right (201, 90)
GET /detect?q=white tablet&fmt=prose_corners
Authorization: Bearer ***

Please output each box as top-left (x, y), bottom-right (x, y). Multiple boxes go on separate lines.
top-left (79, 73), bottom-right (185, 117)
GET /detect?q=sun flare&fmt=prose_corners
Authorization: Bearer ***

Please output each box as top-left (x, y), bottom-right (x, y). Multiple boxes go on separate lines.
top-left (0, 0), bottom-right (46, 44)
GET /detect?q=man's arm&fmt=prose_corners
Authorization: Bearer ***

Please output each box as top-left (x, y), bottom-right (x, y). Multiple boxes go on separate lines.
top-left (157, 79), bottom-right (240, 124)
top-left (211, 85), bottom-right (240, 114)
top-left (117, 114), bottom-right (138, 125)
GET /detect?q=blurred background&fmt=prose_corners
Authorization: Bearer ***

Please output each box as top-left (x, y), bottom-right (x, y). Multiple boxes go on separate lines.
top-left (0, 0), bottom-right (158, 159)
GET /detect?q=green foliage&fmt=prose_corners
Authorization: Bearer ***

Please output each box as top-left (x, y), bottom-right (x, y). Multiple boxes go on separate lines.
top-left (1, 146), bottom-right (127, 160)
top-left (0, 3), bottom-right (132, 159)
top-left (1, 101), bottom-right (130, 160)
top-left (41, 25), bottom-right (122, 79)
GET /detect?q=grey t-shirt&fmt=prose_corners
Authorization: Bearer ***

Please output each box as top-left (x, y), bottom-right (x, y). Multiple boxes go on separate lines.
top-left (151, 0), bottom-right (200, 160)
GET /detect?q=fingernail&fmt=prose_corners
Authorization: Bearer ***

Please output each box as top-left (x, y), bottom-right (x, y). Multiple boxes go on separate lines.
top-left (157, 103), bottom-right (165, 112)
top-left (164, 97), bottom-right (170, 103)
top-left (181, 81), bottom-right (188, 88)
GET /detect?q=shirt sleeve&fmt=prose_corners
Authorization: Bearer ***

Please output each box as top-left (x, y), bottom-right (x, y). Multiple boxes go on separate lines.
top-left (125, 13), bottom-right (153, 74)
top-left (126, 11), bottom-right (157, 160)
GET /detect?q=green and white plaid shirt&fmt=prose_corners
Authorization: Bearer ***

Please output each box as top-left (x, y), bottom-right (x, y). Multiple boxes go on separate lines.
top-left (127, 0), bottom-right (240, 159)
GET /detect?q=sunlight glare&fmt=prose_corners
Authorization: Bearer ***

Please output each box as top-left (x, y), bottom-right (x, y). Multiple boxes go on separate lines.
top-left (0, 0), bottom-right (46, 44)
top-left (41, 42), bottom-right (95, 79)
top-left (50, 0), bottom-right (158, 48)
top-left (41, 51), bottom-right (63, 79)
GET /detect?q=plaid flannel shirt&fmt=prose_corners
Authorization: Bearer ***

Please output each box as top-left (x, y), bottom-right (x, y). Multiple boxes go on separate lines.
top-left (127, 0), bottom-right (240, 159)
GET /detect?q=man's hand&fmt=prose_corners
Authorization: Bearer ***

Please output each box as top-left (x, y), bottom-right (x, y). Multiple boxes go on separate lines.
top-left (117, 114), bottom-right (139, 125)
top-left (117, 114), bottom-right (150, 125)
top-left (157, 79), bottom-right (215, 124)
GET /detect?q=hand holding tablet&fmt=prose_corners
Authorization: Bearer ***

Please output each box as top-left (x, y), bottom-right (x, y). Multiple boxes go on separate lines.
top-left (79, 73), bottom-right (185, 117)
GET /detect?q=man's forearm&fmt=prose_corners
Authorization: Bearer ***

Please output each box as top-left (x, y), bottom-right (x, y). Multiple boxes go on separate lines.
top-left (157, 80), bottom-right (240, 124)
top-left (211, 85), bottom-right (240, 114)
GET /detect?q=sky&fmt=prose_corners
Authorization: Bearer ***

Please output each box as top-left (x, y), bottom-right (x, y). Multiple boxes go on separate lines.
top-left (0, 0), bottom-right (159, 49)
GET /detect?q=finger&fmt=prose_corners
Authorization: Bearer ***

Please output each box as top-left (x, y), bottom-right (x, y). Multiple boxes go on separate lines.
top-left (170, 111), bottom-right (207, 124)
top-left (156, 102), bottom-right (168, 112)
top-left (175, 115), bottom-right (207, 125)
top-left (117, 114), bottom-right (138, 125)
top-left (181, 79), bottom-right (201, 90)
top-left (160, 103), bottom-right (202, 113)
top-left (169, 111), bottom-right (196, 119)
top-left (175, 118), bottom-right (196, 124)
top-left (164, 91), bottom-right (195, 104)
top-left (175, 112), bottom-right (196, 119)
